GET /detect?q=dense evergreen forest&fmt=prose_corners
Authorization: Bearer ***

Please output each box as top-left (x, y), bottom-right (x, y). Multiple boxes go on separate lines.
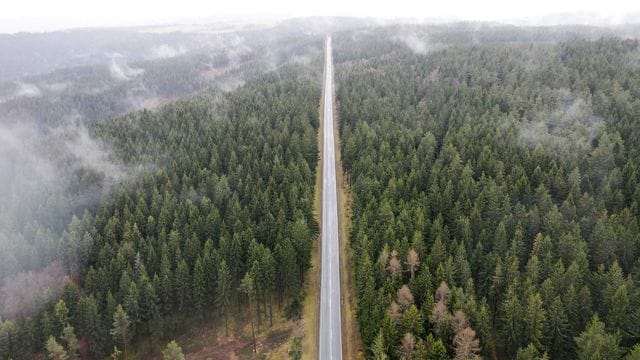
top-left (0, 62), bottom-right (321, 358)
top-left (334, 27), bottom-right (640, 359)
top-left (3, 19), bottom-right (640, 360)
top-left (0, 19), bottom-right (359, 358)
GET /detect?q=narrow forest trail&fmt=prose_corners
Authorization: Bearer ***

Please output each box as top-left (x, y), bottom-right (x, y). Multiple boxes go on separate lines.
top-left (318, 36), bottom-right (343, 360)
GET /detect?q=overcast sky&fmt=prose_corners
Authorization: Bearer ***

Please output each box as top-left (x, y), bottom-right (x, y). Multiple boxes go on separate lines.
top-left (2, 0), bottom-right (640, 33)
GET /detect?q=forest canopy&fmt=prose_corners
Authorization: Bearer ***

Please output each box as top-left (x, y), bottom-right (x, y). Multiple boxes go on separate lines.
top-left (2, 20), bottom-right (640, 360)
top-left (334, 26), bottom-right (640, 359)
top-left (0, 60), bottom-right (322, 358)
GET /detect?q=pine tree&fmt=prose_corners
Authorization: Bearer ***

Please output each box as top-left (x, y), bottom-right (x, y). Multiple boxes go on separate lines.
top-left (575, 315), bottom-right (621, 360)
top-left (124, 281), bottom-right (140, 336)
top-left (0, 319), bottom-right (16, 359)
top-left (626, 344), bottom-right (640, 360)
top-left (46, 336), bottom-right (68, 360)
top-left (289, 336), bottom-right (302, 360)
top-left (264, 249), bottom-right (276, 326)
top-left (357, 254), bottom-right (381, 346)
top-left (239, 272), bottom-right (257, 353)
top-left (249, 260), bottom-right (262, 331)
top-left (414, 338), bottom-right (428, 359)
top-left (139, 274), bottom-right (160, 351)
top-left (21, 316), bottom-right (39, 357)
top-left (425, 333), bottom-right (449, 360)
top-left (60, 280), bottom-right (79, 321)
top-left (515, 344), bottom-right (549, 360)
top-left (606, 283), bottom-right (629, 330)
top-left (401, 305), bottom-right (424, 337)
top-left (381, 313), bottom-right (399, 356)
top-left (544, 297), bottom-right (571, 358)
top-left (192, 257), bottom-right (207, 318)
top-left (275, 239), bottom-right (301, 302)
top-left (500, 287), bottom-right (523, 354)
top-left (110, 305), bottom-right (130, 360)
top-left (61, 325), bottom-right (79, 360)
top-left (159, 253), bottom-right (174, 314)
top-left (217, 260), bottom-right (232, 337)
top-left (54, 300), bottom-right (70, 337)
top-left (523, 293), bottom-right (545, 351)
top-left (76, 295), bottom-right (105, 357)
top-left (175, 259), bottom-right (191, 311)
top-left (372, 331), bottom-right (389, 360)
top-left (162, 340), bottom-right (185, 360)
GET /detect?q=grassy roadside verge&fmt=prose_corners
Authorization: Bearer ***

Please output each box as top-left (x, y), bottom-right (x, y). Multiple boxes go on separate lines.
top-left (333, 88), bottom-right (364, 359)
top-left (129, 304), bottom-right (298, 359)
top-left (296, 96), bottom-right (324, 359)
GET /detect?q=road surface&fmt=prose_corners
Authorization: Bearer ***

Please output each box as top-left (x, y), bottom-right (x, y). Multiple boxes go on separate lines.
top-left (319, 36), bottom-right (342, 360)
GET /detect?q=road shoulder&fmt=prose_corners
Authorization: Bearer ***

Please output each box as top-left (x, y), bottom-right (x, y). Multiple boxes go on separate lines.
top-left (332, 72), bottom-right (365, 360)
top-left (298, 57), bottom-right (325, 360)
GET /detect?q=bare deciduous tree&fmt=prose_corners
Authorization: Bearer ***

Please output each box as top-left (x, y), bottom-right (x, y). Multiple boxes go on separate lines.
top-left (389, 301), bottom-right (402, 322)
top-left (451, 310), bottom-right (469, 334)
top-left (454, 327), bottom-right (481, 360)
top-left (398, 332), bottom-right (416, 360)
top-left (387, 251), bottom-right (402, 279)
top-left (429, 300), bottom-right (449, 332)
top-left (405, 249), bottom-right (420, 278)
top-left (435, 281), bottom-right (451, 303)
top-left (397, 285), bottom-right (415, 310)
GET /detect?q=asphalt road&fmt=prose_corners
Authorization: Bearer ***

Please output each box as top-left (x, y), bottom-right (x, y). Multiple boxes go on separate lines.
top-left (319, 36), bottom-right (343, 360)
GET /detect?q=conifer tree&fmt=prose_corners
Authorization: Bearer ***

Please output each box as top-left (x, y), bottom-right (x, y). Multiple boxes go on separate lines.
top-left (110, 305), bottom-right (130, 360)
top-left (217, 260), bottom-right (232, 337)
top-left (162, 340), bottom-right (185, 360)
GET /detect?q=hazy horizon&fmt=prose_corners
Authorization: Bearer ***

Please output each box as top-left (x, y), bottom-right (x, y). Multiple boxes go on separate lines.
top-left (2, 0), bottom-right (640, 34)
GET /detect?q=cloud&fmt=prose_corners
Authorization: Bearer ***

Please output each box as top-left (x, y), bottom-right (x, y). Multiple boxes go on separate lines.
top-left (397, 33), bottom-right (429, 54)
top-left (0, 262), bottom-right (66, 319)
top-left (0, 82), bottom-right (43, 103)
top-left (109, 58), bottom-right (144, 81)
top-left (393, 29), bottom-right (445, 55)
top-left (42, 82), bottom-right (71, 93)
top-left (15, 82), bottom-right (42, 98)
top-left (0, 122), bottom-right (58, 198)
top-left (223, 34), bottom-right (254, 64)
top-left (0, 119), bottom-right (130, 239)
top-left (216, 76), bottom-right (246, 91)
top-left (0, 119), bottom-right (134, 319)
top-left (518, 89), bottom-right (604, 160)
top-left (150, 44), bottom-right (187, 59)
top-left (58, 125), bottom-right (129, 182)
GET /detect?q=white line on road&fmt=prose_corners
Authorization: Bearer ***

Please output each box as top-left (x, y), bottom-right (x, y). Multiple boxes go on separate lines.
top-left (318, 36), bottom-right (342, 360)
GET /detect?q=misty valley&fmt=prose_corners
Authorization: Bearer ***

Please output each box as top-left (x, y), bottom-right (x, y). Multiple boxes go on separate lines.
top-left (1, 17), bottom-right (640, 360)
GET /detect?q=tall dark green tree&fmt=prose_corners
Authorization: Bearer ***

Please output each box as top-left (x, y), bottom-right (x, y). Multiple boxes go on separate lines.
top-left (239, 273), bottom-right (257, 353)
top-left (110, 305), bottom-right (130, 360)
top-left (217, 260), bottom-right (232, 337)
top-left (575, 315), bottom-right (622, 360)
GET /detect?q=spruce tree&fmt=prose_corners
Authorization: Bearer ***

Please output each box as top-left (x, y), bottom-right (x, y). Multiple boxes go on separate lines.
top-left (110, 305), bottom-right (130, 360)
top-left (217, 260), bottom-right (232, 337)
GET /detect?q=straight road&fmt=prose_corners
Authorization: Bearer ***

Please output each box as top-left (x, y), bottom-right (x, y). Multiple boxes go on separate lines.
top-left (319, 36), bottom-right (342, 360)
